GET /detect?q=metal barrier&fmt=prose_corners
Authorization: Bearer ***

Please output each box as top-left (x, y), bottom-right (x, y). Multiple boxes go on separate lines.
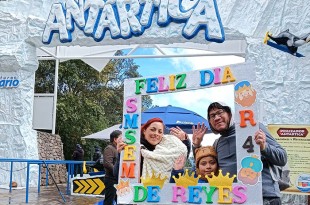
top-left (0, 158), bottom-right (94, 203)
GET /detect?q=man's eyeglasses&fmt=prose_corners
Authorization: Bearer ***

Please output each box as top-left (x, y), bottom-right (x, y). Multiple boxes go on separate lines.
top-left (209, 110), bottom-right (225, 120)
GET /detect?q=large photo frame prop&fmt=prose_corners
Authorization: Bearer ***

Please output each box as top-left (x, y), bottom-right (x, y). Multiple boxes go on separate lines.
top-left (118, 62), bottom-right (262, 204)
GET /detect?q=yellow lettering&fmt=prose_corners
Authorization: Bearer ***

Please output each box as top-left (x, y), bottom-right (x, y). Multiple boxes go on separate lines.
top-left (221, 67), bottom-right (236, 83)
top-left (123, 145), bottom-right (136, 161)
top-left (217, 186), bottom-right (232, 204)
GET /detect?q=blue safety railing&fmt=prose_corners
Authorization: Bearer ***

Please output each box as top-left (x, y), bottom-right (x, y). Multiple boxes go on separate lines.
top-left (0, 158), bottom-right (95, 203)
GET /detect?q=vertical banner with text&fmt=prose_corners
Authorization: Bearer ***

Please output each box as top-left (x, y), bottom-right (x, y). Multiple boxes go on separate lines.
top-left (268, 124), bottom-right (310, 194)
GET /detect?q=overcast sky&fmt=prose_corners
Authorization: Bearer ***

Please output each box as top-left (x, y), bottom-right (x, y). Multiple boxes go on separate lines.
top-left (133, 48), bottom-right (244, 118)
top-left (133, 48), bottom-right (245, 145)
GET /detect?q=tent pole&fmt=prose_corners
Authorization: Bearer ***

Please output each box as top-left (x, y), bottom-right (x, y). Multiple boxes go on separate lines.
top-left (52, 46), bottom-right (59, 134)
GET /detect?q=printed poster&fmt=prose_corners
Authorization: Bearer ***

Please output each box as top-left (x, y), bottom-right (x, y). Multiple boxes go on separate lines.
top-left (268, 124), bottom-right (310, 194)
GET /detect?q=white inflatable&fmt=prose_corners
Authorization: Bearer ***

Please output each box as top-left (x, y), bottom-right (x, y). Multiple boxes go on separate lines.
top-left (0, 0), bottom-right (309, 188)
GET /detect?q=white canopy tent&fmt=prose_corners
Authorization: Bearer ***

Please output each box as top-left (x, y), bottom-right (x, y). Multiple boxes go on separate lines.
top-left (36, 40), bottom-right (247, 68)
top-left (82, 124), bottom-right (122, 140)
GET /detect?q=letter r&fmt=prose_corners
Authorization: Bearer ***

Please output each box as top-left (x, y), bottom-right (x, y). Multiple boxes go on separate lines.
top-left (239, 110), bottom-right (256, 127)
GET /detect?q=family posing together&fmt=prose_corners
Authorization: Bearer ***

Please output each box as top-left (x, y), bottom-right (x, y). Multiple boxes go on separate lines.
top-left (103, 102), bottom-right (287, 205)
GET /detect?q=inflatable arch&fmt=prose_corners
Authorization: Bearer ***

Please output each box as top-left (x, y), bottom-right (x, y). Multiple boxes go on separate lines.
top-left (0, 0), bottom-right (309, 190)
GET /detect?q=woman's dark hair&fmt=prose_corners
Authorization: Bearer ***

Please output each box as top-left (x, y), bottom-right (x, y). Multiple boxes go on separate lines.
top-left (140, 118), bottom-right (164, 151)
top-left (110, 130), bottom-right (122, 143)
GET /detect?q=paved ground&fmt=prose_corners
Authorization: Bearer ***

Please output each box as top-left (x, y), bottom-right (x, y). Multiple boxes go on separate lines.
top-left (0, 184), bottom-right (104, 205)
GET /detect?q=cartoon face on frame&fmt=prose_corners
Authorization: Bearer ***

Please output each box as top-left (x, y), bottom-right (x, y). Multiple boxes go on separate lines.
top-left (234, 81), bottom-right (257, 107)
top-left (238, 168), bottom-right (260, 185)
top-left (115, 180), bottom-right (132, 197)
top-left (117, 186), bottom-right (132, 197)
top-left (238, 155), bottom-right (263, 186)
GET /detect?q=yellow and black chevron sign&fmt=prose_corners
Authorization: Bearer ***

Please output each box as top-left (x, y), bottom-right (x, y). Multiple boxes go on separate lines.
top-left (72, 176), bottom-right (105, 195)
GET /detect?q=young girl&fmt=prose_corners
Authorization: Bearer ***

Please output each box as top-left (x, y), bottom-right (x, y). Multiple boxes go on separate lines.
top-left (171, 146), bottom-right (219, 183)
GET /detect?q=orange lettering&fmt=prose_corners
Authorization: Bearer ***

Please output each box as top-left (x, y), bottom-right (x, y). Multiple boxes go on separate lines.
top-left (121, 162), bottom-right (136, 178)
top-left (239, 110), bottom-right (256, 127)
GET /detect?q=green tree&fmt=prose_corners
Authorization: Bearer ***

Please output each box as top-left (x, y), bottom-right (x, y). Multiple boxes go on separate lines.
top-left (35, 51), bottom-right (153, 160)
top-left (35, 60), bottom-right (55, 93)
top-left (142, 96), bottom-right (153, 112)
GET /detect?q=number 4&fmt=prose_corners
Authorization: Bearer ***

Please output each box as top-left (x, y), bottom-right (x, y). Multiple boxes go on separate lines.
top-left (242, 136), bottom-right (254, 153)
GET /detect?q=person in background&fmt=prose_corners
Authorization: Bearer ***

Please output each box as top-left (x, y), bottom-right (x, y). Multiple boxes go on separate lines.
top-left (103, 130), bottom-right (122, 205)
top-left (92, 147), bottom-right (104, 171)
top-left (171, 146), bottom-right (219, 183)
top-left (93, 146), bottom-right (101, 162)
top-left (72, 144), bottom-right (84, 177)
top-left (192, 102), bottom-right (287, 205)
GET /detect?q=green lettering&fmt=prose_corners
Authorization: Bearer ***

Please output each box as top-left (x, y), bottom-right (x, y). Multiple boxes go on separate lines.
top-left (202, 186), bottom-right (217, 203)
top-left (133, 186), bottom-right (148, 202)
top-left (176, 74), bottom-right (187, 89)
top-left (125, 130), bottom-right (136, 144)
